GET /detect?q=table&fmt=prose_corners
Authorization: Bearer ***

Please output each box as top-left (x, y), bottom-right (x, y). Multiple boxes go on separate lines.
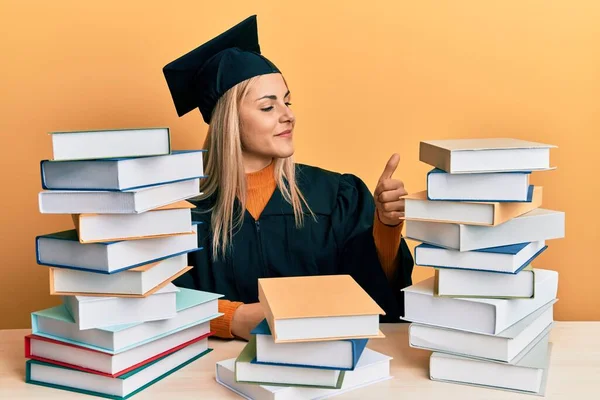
top-left (1, 323), bottom-right (598, 399)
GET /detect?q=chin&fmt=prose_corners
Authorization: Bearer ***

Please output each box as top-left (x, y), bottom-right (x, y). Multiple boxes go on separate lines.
top-left (273, 144), bottom-right (295, 158)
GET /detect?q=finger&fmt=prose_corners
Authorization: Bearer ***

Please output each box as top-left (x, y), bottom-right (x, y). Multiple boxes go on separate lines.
top-left (374, 178), bottom-right (403, 197)
top-left (378, 153), bottom-right (400, 182)
top-left (377, 187), bottom-right (408, 203)
top-left (379, 199), bottom-right (405, 213)
top-left (380, 211), bottom-right (406, 221)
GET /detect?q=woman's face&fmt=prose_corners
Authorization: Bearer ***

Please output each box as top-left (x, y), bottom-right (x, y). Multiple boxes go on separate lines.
top-left (239, 73), bottom-right (295, 168)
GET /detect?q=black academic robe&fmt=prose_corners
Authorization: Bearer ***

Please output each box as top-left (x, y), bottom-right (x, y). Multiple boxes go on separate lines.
top-left (173, 163), bottom-right (414, 322)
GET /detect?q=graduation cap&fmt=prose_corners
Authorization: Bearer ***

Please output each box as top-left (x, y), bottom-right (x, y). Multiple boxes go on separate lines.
top-left (163, 15), bottom-right (280, 123)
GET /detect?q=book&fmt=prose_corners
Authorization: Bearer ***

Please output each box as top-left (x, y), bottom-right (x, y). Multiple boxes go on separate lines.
top-left (235, 336), bottom-right (345, 389)
top-left (62, 283), bottom-right (179, 330)
top-left (25, 327), bottom-right (211, 377)
top-left (404, 186), bottom-right (542, 226)
top-left (49, 127), bottom-right (171, 161)
top-left (419, 138), bottom-right (556, 174)
top-left (72, 200), bottom-right (195, 243)
top-left (26, 339), bottom-right (212, 399)
top-left (41, 150), bottom-right (205, 191)
top-left (48, 254), bottom-right (190, 297)
top-left (429, 333), bottom-right (552, 396)
top-left (435, 265), bottom-right (536, 298)
top-left (258, 275), bottom-right (385, 343)
top-left (414, 241), bottom-right (547, 274)
top-left (402, 269), bottom-right (558, 335)
top-left (250, 319), bottom-right (368, 371)
top-left (426, 168), bottom-right (532, 202)
top-left (36, 224), bottom-right (199, 274)
top-left (406, 208), bottom-right (565, 251)
top-left (31, 288), bottom-right (222, 354)
top-left (216, 348), bottom-right (392, 400)
top-left (409, 299), bottom-right (556, 362)
top-left (38, 177), bottom-right (201, 214)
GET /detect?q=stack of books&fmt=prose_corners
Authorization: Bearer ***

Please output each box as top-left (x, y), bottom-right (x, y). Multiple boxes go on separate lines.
top-left (216, 275), bottom-right (394, 399)
top-left (401, 138), bottom-right (565, 396)
top-left (26, 127), bottom-right (224, 399)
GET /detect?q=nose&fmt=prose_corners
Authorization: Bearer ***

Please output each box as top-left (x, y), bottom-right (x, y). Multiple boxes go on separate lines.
top-left (280, 104), bottom-right (295, 125)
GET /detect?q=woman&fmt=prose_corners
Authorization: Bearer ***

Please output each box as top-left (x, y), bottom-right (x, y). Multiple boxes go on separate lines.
top-left (163, 15), bottom-right (414, 340)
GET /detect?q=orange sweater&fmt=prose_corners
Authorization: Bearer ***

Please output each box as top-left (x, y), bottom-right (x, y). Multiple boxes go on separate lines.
top-left (211, 163), bottom-right (404, 338)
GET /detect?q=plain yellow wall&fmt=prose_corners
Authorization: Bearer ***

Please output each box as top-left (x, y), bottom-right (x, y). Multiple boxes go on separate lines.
top-left (1, 1), bottom-right (598, 329)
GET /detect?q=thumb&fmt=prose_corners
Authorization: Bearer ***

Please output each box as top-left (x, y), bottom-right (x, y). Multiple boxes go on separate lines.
top-left (379, 153), bottom-right (400, 182)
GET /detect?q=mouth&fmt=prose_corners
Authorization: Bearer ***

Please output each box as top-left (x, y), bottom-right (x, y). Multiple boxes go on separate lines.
top-left (276, 129), bottom-right (293, 137)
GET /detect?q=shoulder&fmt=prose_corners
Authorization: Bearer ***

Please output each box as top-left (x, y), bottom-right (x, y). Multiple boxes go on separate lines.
top-left (295, 163), bottom-right (371, 212)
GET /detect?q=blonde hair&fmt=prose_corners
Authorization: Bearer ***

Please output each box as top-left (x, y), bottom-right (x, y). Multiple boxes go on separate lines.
top-left (199, 76), bottom-right (314, 261)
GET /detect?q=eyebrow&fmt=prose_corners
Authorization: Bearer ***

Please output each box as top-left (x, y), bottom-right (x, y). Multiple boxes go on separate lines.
top-left (255, 90), bottom-right (291, 102)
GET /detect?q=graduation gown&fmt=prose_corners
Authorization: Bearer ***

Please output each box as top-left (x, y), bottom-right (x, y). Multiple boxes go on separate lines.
top-left (174, 163), bottom-right (414, 322)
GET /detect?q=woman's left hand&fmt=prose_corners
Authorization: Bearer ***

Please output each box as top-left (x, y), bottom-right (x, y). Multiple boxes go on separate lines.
top-left (374, 153), bottom-right (408, 226)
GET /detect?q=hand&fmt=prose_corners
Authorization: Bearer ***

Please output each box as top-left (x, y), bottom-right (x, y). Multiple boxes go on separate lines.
top-left (374, 153), bottom-right (408, 226)
top-left (231, 302), bottom-right (265, 341)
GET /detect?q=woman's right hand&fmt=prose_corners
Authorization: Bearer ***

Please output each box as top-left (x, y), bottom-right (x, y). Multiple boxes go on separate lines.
top-left (231, 302), bottom-right (265, 340)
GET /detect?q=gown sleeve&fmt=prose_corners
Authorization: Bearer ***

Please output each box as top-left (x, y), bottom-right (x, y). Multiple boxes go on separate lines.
top-left (332, 174), bottom-right (414, 323)
top-left (172, 214), bottom-right (243, 339)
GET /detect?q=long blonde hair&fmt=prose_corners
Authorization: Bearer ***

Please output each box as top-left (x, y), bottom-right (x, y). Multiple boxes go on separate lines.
top-left (199, 76), bottom-right (314, 260)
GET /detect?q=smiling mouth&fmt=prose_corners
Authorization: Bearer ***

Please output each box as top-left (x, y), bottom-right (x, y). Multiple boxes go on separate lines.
top-left (276, 130), bottom-right (292, 136)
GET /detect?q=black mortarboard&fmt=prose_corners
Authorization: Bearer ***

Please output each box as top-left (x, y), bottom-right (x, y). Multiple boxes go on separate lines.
top-left (163, 15), bottom-right (280, 123)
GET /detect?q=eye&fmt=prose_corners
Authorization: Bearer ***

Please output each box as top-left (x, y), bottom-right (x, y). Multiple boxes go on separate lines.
top-left (285, 102), bottom-right (292, 107)
top-left (260, 106), bottom-right (274, 112)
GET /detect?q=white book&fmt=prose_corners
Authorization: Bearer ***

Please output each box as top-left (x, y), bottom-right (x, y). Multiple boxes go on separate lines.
top-left (26, 339), bottom-right (210, 398)
top-left (406, 208), bottom-right (565, 251)
top-left (419, 138), bottom-right (556, 173)
top-left (41, 150), bottom-right (204, 190)
top-left (415, 241), bottom-right (547, 274)
top-left (50, 127), bottom-right (171, 161)
top-left (31, 288), bottom-right (222, 354)
top-left (429, 333), bottom-right (552, 396)
top-left (409, 299), bottom-right (556, 362)
top-left (27, 323), bottom-right (210, 376)
top-left (73, 200), bottom-right (194, 243)
top-left (402, 269), bottom-right (558, 335)
top-left (38, 178), bottom-right (201, 214)
top-left (426, 169), bottom-right (532, 201)
top-left (50, 254), bottom-right (189, 296)
top-left (63, 284), bottom-right (179, 330)
top-left (36, 224), bottom-right (199, 274)
top-left (436, 267), bottom-right (535, 298)
top-left (216, 348), bottom-right (392, 400)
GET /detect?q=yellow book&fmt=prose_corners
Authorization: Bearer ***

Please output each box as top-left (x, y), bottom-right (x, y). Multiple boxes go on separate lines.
top-left (404, 186), bottom-right (542, 226)
top-left (258, 275), bottom-right (385, 344)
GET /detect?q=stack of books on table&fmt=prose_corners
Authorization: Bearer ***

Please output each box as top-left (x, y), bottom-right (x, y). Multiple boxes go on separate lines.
top-left (401, 138), bottom-right (565, 396)
top-left (26, 127), bottom-right (223, 399)
top-left (216, 275), bottom-right (393, 399)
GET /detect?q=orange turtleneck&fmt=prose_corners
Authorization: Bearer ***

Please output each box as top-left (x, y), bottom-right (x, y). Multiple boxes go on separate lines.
top-left (210, 162), bottom-right (404, 339)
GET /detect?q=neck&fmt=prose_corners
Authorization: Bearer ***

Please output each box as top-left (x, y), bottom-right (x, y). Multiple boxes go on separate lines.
top-left (243, 153), bottom-right (274, 173)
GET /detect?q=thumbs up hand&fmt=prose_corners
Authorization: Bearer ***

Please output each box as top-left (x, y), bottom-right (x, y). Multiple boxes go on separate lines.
top-left (374, 153), bottom-right (408, 226)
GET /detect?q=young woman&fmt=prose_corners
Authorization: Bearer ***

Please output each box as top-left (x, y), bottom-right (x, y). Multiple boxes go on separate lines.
top-left (163, 15), bottom-right (414, 340)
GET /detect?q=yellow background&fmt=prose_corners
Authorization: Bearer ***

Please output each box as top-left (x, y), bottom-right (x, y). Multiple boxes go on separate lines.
top-left (1, 1), bottom-right (598, 329)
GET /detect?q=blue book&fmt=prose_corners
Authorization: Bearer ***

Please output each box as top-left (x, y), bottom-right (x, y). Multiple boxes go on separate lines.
top-left (415, 241), bottom-right (548, 274)
top-left (427, 168), bottom-right (534, 202)
top-left (249, 319), bottom-right (368, 371)
top-left (36, 222), bottom-right (201, 274)
top-left (41, 149), bottom-right (206, 191)
top-left (31, 287), bottom-right (223, 354)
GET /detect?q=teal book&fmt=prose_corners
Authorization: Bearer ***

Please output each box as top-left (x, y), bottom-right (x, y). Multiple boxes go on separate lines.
top-left (26, 339), bottom-right (212, 399)
top-left (31, 287), bottom-right (223, 354)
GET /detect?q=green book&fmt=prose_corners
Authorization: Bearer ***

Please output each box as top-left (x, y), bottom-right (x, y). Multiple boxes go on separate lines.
top-left (234, 335), bottom-right (345, 389)
top-left (26, 340), bottom-right (212, 399)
